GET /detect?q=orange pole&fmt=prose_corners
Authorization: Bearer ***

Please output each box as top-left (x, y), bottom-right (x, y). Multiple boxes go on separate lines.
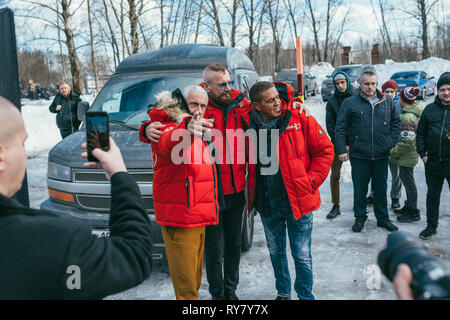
top-left (296, 37), bottom-right (304, 103)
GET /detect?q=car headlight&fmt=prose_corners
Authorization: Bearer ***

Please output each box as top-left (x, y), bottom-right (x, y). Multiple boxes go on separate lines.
top-left (47, 162), bottom-right (71, 181)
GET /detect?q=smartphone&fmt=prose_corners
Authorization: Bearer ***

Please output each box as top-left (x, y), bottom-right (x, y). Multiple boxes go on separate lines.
top-left (86, 111), bottom-right (110, 162)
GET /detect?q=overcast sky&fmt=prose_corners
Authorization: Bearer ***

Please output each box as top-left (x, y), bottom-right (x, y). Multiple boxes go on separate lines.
top-left (2, 0), bottom-right (448, 55)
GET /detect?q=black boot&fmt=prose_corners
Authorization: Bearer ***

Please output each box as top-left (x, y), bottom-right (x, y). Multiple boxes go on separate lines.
top-left (377, 219), bottom-right (399, 232)
top-left (394, 201), bottom-right (409, 214)
top-left (352, 217), bottom-right (366, 232)
top-left (419, 225), bottom-right (437, 240)
top-left (326, 204), bottom-right (341, 219)
top-left (397, 208), bottom-right (421, 222)
top-left (391, 198), bottom-right (401, 210)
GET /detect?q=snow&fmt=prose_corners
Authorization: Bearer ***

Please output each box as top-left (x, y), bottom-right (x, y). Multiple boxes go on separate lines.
top-left (22, 58), bottom-right (450, 300)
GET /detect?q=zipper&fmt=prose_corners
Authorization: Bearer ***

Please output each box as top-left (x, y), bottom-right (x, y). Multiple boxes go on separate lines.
top-left (288, 135), bottom-right (295, 158)
top-left (371, 104), bottom-right (374, 159)
top-left (439, 109), bottom-right (448, 161)
top-left (205, 142), bottom-right (219, 217)
top-left (185, 177), bottom-right (190, 209)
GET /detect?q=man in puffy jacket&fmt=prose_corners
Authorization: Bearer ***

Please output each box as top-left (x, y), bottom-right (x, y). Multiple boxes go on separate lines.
top-left (49, 81), bottom-right (82, 138)
top-left (0, 96), bottom-right (153, 299)
top-left (335, 69), bottom-right (401, 233)
top-left (325, 71), bottom-right (355, 219)
top-left (140, 86), bottom-right (220, 300)
top-left (242, 81), bottom-right (334, 300)
top-left (416, 72), bottom-right (450, 240)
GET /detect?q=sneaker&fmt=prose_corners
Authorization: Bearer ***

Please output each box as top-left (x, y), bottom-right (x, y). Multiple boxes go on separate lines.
top-left (394, 201), bottom-right (409, 214)
top-left (419, 226), bottom-right (437, 240)
top-left (366, 196), bottom-right (374, 206)
top-left (352, 217), bottom-right (366, 232)
top-left (275, 295), bottom-right (291, 300)
top-left (397, 208), bottom-right (421, 222)
top-left (391, 198), bottom-right (401, 209)
top-left (377, 220), bottom-right (399, 232)
top-left (326, 205), bottom-right (341, 219)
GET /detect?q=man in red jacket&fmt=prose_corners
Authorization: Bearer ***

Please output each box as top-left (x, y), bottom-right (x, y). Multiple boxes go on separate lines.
top-left (140, 87), bottom-right (220, 300)
top-left (140, 65), bottom-right (309, 300)
top-left (243, 81), bottom-right (334, 300)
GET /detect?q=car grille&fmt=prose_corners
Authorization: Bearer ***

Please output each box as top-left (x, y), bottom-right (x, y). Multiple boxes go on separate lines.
top-left (74, 171), bottom-right (153, 183)
top-left (77, 195), bottom-right (154, 212)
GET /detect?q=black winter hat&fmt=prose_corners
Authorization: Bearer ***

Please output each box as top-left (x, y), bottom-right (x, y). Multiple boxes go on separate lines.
top-left (437, 72), bottom-right (450, 90)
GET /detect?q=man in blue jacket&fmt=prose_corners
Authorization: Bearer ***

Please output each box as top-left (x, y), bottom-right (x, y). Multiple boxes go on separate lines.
top-left (335, 69), bottom-right (401, 232)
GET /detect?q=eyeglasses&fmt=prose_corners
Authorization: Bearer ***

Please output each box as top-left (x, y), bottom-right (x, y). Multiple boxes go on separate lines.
top-left (210, 81), bottom-right (234, 90)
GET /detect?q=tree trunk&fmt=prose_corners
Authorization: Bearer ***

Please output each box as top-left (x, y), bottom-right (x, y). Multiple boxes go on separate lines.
top-left (209, 0), bottom-right (225, 46)
top-left (419, 0), bottom-right (430, 59)
top-left (306, 0), bottom-right (321, 62)
top-left (61, 0), bottom-right (84, 94)
top-left (87, 0), bottom-right (99, 92)
top-left (128, 0), bottom-right (139, 54)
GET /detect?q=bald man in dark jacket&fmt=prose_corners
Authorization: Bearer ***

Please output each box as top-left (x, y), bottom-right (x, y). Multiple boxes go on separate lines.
top-left (0, 96), bottom-right (152, 299)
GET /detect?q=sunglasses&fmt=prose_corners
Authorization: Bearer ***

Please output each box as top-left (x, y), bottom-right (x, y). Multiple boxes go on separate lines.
top-left (212, 81), bottom-right (234, 90)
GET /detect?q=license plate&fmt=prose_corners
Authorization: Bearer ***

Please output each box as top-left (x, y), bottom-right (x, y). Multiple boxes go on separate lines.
top-left (92, 230), bottom-right (110, 237)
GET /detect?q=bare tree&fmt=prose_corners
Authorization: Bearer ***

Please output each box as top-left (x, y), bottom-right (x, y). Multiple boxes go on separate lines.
top-left (127, 0), bottom-right (139, 54)
top-left (242, 0), bottom-right (265, 62)
top-left (400, 0), bottom-right (439, 59)
top-left (205, 0), bottom-right (225, 45)
top-left (305, 0), bottom-right (321, 62)
top-left (87, 0), bottom-right (99, 92)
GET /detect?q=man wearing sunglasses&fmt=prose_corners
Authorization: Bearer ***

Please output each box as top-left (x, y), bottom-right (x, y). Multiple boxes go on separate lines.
top-left (140, 64), bottom-right (309, 300)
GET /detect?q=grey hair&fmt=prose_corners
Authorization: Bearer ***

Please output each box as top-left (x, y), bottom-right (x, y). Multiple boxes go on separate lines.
top-left (359, 66), bottom-right (377, 83)
top-left (182, 85), bottom-right (208, 100)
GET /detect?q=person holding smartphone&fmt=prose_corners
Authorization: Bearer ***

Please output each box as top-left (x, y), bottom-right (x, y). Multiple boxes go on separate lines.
top-left (140, 87), bottom-right (221, 300)
top-left (0, 96), bottom-right (153, 299)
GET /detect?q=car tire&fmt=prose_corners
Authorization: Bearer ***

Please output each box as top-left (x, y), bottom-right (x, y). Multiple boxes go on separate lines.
top-left (304, 88), bottom-right (308, 100)
top-left (421, 89), bottom-right (426, 100)
top-left (311, 85), bottom-right (317, 96)
top-left (241, 203), bottom-right (255, 252)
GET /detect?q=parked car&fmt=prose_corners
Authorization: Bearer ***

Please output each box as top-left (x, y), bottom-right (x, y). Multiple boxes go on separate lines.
top-left (40, 44), bottom-right (259, 263)
top-left (321, 64), bottom-right (375, 102)
top-left (390, 70), bottom-right (436, 100)
top-left (274, 68), bottom-right (319, 99)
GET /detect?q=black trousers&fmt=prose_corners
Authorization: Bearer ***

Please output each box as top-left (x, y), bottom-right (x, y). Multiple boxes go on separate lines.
top-left (425, 162), bottom-right (450, 228)
top-left (205, 191), bottom-right (245, 298)
top-left (350, 157), bottom-right (390, 222)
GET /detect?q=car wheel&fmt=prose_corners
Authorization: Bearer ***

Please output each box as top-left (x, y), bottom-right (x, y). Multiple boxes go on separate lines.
top-left (241, 206), bottom-right (255, 252)
top-left (421, 89), bottom-right (426, 100)
top-left (304, 88), bottom-right (308, 100)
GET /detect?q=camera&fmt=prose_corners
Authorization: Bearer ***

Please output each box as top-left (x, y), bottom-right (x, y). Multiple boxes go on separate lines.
top-left (378, 231), bottom-right (450, 300)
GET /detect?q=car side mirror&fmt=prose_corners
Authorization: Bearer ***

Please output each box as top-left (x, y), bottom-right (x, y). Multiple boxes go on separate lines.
top-left (77, 101), bottom-right (89, 122)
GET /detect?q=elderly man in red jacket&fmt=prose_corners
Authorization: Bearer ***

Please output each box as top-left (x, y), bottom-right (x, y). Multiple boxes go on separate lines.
top-left (242, 81), bottom-right (334, 300)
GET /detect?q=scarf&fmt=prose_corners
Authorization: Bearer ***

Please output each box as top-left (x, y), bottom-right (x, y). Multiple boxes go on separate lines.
top-left (250, 109), bottom-right (281, 130)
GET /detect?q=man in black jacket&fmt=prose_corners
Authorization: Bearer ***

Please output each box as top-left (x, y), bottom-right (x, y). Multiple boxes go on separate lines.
top-left (335, 69), bottom-right (401, 233)
top-left (325, 71), bottom-right (354, 219)
top-left (49, 81), bottom-right (82, 139)
top-left (0, 96), bottom-right (153, 299)
top-left (416, 72), bottom-right (450, 240)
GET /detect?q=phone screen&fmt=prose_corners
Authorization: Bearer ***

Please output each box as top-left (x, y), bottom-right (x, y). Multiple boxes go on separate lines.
top-left (86, 112), bottom-right (110, 162)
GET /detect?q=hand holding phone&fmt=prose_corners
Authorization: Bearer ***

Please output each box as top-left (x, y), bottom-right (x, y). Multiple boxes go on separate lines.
top-left (81, 137), bottom-right (127, 181)
top-left (86, 112), bottom-right (110, 162)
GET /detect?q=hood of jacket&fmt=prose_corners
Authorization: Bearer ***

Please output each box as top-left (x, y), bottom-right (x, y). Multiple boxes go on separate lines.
top-left (333, 71), bottom-right (353, 97)
top-left (149, 91), bottom-right (190, 124)
top-left (401, 102), bottom-right (423, 118)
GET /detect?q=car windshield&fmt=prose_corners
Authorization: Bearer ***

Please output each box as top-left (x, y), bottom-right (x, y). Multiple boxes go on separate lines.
top-left (275, 70), bottom-right (297, 81)
top-left (332, 67), bottom-right (361, 78)
top-left (89, 73), bottom-right (202, 128)
top-left (391, 72), bottom-right (419, 80)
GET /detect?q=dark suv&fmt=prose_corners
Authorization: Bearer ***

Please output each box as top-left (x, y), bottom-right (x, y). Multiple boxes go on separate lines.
top-left (40, 44), bottom-right (259, 262)
top-left (274, 68), bottom-right (318, 99)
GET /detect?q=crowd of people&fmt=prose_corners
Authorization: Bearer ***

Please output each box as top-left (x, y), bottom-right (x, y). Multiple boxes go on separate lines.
top-left (0, 63), bottom-right (448, 300)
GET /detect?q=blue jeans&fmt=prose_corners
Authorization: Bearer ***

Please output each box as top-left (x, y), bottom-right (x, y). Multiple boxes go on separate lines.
top-left (260, 210), bottom-right (314, 300)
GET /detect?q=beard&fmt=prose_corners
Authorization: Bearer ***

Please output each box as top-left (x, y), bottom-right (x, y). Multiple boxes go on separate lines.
top-left (210, 90), bottom-right (233, 107)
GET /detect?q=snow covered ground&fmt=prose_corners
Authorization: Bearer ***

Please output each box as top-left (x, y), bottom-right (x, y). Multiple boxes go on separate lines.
top-left (22, 58), bottom-right (450, 300)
